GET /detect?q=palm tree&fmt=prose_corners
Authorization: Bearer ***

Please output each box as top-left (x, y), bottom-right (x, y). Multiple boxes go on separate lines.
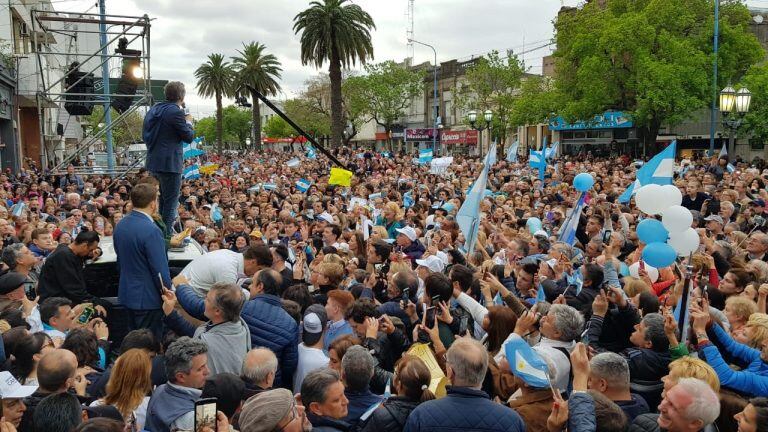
top-left (194, 53), bottom-right (235, 152)
top-left (231, 42), bottom-right (283, 150)
top-left (293, 0), bottom-right (375, 148)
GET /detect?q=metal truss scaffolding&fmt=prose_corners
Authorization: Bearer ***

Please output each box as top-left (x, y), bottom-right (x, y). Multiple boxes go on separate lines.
top-left (30, 9), bottom-right (151, 176)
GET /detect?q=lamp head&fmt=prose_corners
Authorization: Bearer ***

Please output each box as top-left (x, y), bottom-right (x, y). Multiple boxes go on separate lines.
top-left (484, 110), bottom-right (493, 123)
top-left (719, 85), bottom-right (736, 114)
top-left (467, 110), bottom-right (478, 124)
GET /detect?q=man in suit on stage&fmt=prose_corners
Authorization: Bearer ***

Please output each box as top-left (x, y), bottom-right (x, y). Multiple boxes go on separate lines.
top-left (113, 182), bottom-right (171, 339)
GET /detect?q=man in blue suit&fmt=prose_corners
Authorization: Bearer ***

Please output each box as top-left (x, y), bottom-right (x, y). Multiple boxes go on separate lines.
top-left (113, 182), bottom-right (171, 339)
top-left (143, 81), bottom-right (195, 234)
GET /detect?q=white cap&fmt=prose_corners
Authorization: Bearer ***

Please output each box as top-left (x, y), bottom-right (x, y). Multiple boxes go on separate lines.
top-left (0, 371), bottom-right (37, 399)
top-left (435, 251), bottom-right (449, 265)
top-left (317, 212), bottom-right (334, 223)
top-left (533, 230), bottom-right (548, 238)
top-left (415, 255), bottom-right (445, 273)
top-left (396, 226), bottom-right (418, 242)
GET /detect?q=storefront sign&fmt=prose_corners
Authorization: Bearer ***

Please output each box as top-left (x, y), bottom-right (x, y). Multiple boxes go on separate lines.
top-left (549, 111), bottom-right (633, 131)
top-left (439, 129), bottom-right (478, 145)
top-left (405, 128), bottom-right (438, 141)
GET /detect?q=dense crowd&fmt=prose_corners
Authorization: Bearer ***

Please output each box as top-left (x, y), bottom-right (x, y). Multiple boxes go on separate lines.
top-left (0, 84), bottom-right (767, 432)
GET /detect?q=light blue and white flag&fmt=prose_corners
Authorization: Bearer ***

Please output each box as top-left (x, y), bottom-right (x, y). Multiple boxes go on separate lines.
top-left (546, 141), bottom-right (559, 160)
top-left (10, 202), bottom-right (24, 218)
top-left (296, 179), bottom-right (311, 193)
top-left (558, 192), bottom-right (587, 246)
top-left (506, 140), bottom-right (520, 162)
top-left (182, 164), bottom-right (200, 180)
top-left (263, 183), bottom-right (277, 191)
top-left (418, 148), bottom-right (434, 165)
top-left (182, 138), bottom-right (206, 159)
top-left (456, 142), bottom-right (496, 253)
top-left (306, 145), bottom-right (317, 160)
top-left (286, 158), bottom-right (301, 168)
top-left (502, 334), bottom-right (551, 389)
top-left (368, 192), bottom-right (382, 200)
top-left (719, 143), bottom-right (735, 173)
top-left (618, 140), bottom-right (677, 203)
top-left (566, 269), bottom-right (584, 296)
top-left (403, 191), bottom-right (414, 209)
top-left (493, 292), bottom-right (505, 306)
top-left (210, 203), bottom-right (223, 223)
top-left (536, 284), bottom-right (546, 303)
top-left (529, 150), bottom-right (546, 181)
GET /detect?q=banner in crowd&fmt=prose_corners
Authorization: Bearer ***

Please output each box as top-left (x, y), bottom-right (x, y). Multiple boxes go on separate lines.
top-left (183, 138), bottom-right (206, 159)
top-left (328, 167), bottom-right (353, 187)
top-left (407, 343), bottom-right (448, 397)
top-left (296, 179), bottom-right (312, 193)
top-left (430, 156), bottom-right (453, 175)
top-left (199, 163), bottom-right (219, 176)
top-left (419, 148), bottom-right (434, 165)
top-left (286, 158), bottom-right (301, 168)
top-left (183, 165), bottom-right (200, 180)
top-left (506, 140), bottom-right (519, 162)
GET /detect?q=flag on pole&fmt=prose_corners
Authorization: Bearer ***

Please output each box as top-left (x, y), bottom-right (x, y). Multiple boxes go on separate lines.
top-left (182, 138), bottom-right (206, 159)
top-left (546, 141), bottom-right (559, 160)
top-left (558, 192), bottom-right (587, 246)
top-left (183, 164), bottom-right (200, 180)
top-left (456, 142), bottom-right (496, 254)
top-left (501, 334), bottom-right (551, 389)
top-left (306, 146), bottom-right (317, 160)
top-left (618, 140), bottom-right (677, 203)
top-left (529, 150), bottom-right (546, 181)
top-left (296, 179), bottom-right (311, 193)
top-left (506, 140), bottom-right (519, 162)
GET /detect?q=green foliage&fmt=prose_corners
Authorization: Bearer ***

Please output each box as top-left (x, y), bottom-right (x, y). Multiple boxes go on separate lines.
top-left (284, 97), bottom-right (331, 137)
top-left (552, 0), bottom-right (763, 145)
top-left (85, 106), bottom-right (144, 148)
top-left (454, 50), bottom-right (525, 144)
top-left (509, 76), bottom-right (561, 127)
top-left (195, 53), bottom-right (237, 151)
top-left (263, 115), bottom-right (294, 138)
top-left (741, 64), bottom-right (768, 140)
top-left (353, 61), bottom-right (424, 132)
top-left (194, 106), bottom-right (252, 148)
top-left (195, 117), bottom-right (216, 145)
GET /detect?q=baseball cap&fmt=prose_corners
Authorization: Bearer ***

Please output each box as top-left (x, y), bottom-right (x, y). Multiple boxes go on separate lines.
top-left (238, 388), bottom-right (295, 432)
top-left (317, 212), bottom-right (334, 223)
top-left (751, 199), bottom-right (766, 208)
top-left (395, 226), bottom-right (418, 242)
top-left (0, 371), bottom-right (37, 399)
top-left (0, 272), bottom-right (27, 296)
top-left (703, 215), bottom-right (724, 225)
top-left (415, 255), bottom-right (445, 273)
top-left (302, 304), bottom-right (328, 346)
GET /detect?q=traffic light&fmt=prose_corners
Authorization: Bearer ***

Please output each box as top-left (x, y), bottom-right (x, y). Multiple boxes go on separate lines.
top-left (64, 62), bottom-right (95, 116)
top-left (111, 37), bottom-right (142, 113)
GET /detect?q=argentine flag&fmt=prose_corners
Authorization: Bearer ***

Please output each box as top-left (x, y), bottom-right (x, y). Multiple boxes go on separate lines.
top-left (618, 140), bottom-right (677, 203)
top-left (506, 140), bottom-right (519, 162)
top-left (418, 148), bottom-right (434, 165)
top-left (306, 146), bottom-right (317, 160)
top-left (183, 164), bottom-right (200, 180)
top-left (546, 141), bottom-right (559, 160)
top-left (182, 138), bottom-right (205, 159)
top-left (210, 203), bottom-right (223, 222)
top-left (558, 192), bottom-right (587, 246)
top-left (456, 142), bottom-right (496, 254)
top-left (263, 183), bottom-right (277, 191)
top-left (286, 158), bottom-right (301, 168)
top-left (501, 334), bottom-right (551, 389)
top-left (529, 150), bottom-right (546, 180)
top-left (296, 179), bottom-right (311, 193)
top-left (10, 202), bottom-right (24, 217)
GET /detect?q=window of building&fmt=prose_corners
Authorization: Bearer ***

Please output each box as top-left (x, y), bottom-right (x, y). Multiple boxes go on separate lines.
top-left (750, 138), bottom-right (765, 150)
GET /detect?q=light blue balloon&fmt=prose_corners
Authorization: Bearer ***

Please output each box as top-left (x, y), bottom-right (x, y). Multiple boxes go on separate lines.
top-left (573, 173), bottom-right (595, 192)
top-left (642, 242), bottom-right (677, 268)
top-left (636, 219), bottom-right (669, 244)
top-left (526, 217), bottom-right (543, 234)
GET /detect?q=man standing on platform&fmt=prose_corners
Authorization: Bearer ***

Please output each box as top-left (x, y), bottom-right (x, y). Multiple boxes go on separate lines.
top-left (143, 81), bottom-right (194, 234)
top-left (113, 182), bottom-right (171, 339)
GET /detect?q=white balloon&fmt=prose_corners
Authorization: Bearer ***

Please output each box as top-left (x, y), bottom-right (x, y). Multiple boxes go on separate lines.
top-left (662, 205), bottom-right (694, 234)
top-left (668, 228), bottom-right (700, 256)
top-left (628, 261), bottom-right (659, 283)
top-left (660, 185), bottom-right (683, 209)
top-left (635, 184), bottom-right (666, 215)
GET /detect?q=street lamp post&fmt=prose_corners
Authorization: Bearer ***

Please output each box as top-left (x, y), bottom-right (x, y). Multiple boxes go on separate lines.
top-left (719, 85), bottom-right (751, 159)
top-left (468, 109), bottom-right (493, 155)
top-left (408, 38), bottom-right (439, 156)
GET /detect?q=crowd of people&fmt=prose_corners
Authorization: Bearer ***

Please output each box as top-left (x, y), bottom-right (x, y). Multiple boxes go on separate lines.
top-left (0, 82), bottom-right (765, 432)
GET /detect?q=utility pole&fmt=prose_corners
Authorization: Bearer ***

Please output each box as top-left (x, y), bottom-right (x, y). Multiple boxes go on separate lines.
top-left (709, 0), bottom-right (719, 156)
top-left (99, 0), bottom-right (114, 170)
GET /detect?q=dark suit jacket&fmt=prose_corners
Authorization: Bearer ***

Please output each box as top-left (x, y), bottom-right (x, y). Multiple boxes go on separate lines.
top-left (113, 211), bottom-right (171, 310)
top-left (143, 102), bottom-right (194, 174)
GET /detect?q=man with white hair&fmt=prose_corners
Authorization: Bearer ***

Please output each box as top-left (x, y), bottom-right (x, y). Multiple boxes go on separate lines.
top-left (241, 348), bottom-right (278, 399)
top-left (630, 378), bottom-right (720, 432)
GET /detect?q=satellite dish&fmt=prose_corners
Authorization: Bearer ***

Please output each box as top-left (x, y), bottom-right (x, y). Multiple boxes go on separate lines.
top-left (754, 14), bottom-right (764, 24)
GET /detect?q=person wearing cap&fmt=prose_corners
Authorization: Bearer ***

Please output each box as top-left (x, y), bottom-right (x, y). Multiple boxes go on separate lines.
top-left (293, 304), bottom-right (330, 394)
top-left (394, 226), bottom-right (425, 263)
top-left (161, 281), bottom-right (250, 376)
top-left (0, 370), bottom-right (37, 427)
top-left (239, 388), bottom-right (311, 432)
top-left (704, 214), bottom-right (725, 238)
top-left (0, 271), bottom-right (31, 313)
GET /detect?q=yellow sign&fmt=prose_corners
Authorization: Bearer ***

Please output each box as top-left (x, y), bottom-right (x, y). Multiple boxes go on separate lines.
top-left (407, 343), bottom-right (449, 398)
top-left (328, 167), bottom-right (353, 187)
top-left (199, 163), bottom-right (219, 175)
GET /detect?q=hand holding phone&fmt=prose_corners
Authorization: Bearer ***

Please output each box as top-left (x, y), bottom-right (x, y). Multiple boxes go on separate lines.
top-left (195, 398), bottom-right (218, 432)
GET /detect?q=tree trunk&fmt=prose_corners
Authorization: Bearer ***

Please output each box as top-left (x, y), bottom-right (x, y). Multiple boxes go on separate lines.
top-left (250, 89), bottom-right (261, 151)
top-left (215, 92), bottom-right (223, 154)
top-left (638, 118), bottom-right (662, 159)
top-left (328, 44), bottom-right (344, 149)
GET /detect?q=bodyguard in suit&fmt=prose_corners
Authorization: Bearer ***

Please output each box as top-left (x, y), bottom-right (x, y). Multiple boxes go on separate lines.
top-left (113, 182), bottom-right (171, 339)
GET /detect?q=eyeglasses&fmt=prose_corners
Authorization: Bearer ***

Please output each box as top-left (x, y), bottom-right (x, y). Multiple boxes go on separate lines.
top-left (272, 401), bottom-right (302, 432)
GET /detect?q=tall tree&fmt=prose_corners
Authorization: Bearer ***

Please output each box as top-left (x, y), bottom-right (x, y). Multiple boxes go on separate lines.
top-left (454, 51), bottom-right (524, 146)
top-left (293, 0), bottom-right (375, 148)
top-left (553, 0), bottom-right (762, 151)
top-left (195, 53), bottom-right (236, 153)
top-left (300, 73), bottom-right (367, 145)
top-left (350, 61), bottom-right (424, 150)
top-left (231, 42), bottom-right (283, 150)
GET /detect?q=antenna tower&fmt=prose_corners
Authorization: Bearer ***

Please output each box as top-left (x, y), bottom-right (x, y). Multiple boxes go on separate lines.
top-left (406, 0), bottom-right (414, 62)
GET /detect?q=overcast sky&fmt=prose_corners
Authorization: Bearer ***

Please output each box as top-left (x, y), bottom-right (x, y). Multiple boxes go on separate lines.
top-left (60, 0), bottom-right (768, 118)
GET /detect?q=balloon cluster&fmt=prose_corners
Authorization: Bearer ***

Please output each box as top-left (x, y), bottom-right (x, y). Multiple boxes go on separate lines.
top-left (634, 184), bottom-right (699, 268)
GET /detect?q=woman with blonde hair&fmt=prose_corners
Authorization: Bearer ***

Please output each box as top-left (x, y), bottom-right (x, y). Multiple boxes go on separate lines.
top-left (741, 313), bottom-right (768, 348)
top-left (725, 296), bottom-right (759, 342)
top-left (375, 202), bottom-right (404, 239)
top-left (90, 349), bottom-right (153, 432)
top-left (661, 357), bottom-right (720, 400)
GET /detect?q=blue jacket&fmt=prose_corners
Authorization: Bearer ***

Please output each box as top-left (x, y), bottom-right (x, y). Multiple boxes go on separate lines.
top-left (404, 386), bottom-right (526, 432)
top-left (241, 294), bottom-right (299, 388)
top-left (344, 388), bottom-right (384, 427)
top-left (324, 319), bottom-right (353, 352)
top-left (145, 383), bottom-right (197, 432)
top-left (113, 211), bottom-right (171, 310)
top-left (702, 323), bottom-right (768, 397)
top-left (143, 102), bottom-right (194, 174)
top-left (567, 392), bottom-right (596, 432)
